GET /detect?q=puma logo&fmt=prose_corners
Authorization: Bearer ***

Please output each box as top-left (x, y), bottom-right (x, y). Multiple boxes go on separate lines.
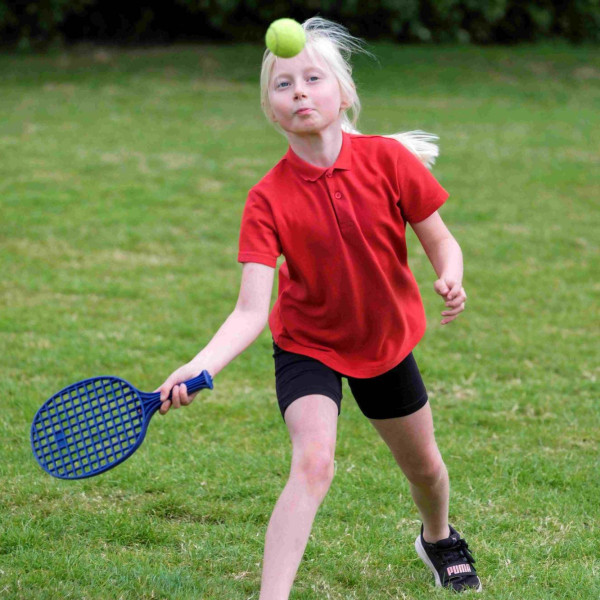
top-left (447, 564), bottom-right (471, 576)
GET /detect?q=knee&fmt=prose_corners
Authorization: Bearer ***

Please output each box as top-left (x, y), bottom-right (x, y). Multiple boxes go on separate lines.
top-left (292, 445), bottom-right (335, 498)
top-left (404, 454), bottom-right (446, 487)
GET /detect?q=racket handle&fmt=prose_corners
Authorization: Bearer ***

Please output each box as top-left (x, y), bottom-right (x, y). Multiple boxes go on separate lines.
top-left (177, 370), bottom-right (214, 397)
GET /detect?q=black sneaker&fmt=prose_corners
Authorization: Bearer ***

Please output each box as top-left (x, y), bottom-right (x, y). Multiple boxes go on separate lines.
top-left (415, 524), bottom-right (482, 592)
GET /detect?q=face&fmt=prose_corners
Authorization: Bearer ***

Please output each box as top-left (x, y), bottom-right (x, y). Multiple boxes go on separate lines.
top-left (267, 48), bottom-right (350, 135)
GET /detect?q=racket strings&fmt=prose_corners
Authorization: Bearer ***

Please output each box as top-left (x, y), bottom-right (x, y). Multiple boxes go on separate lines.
top-left (32, 378), bottom-right (144, 478)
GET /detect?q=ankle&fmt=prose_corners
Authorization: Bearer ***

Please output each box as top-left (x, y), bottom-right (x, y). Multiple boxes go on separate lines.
top-left (422, 524), bottom-right (451, 544)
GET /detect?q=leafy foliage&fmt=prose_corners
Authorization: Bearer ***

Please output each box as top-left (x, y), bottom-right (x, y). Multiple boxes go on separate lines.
top-left (0, 0), bottom-right (598, 50)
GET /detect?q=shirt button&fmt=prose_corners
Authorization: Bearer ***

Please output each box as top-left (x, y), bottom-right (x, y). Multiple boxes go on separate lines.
top-left (334, 192), bottom-right (342, 199)
top-left (326, 172), bottom-right (332, 178)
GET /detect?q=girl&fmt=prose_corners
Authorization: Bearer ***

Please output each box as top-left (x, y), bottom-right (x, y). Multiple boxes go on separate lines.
top-left (156, 16), bottom-right (481, 598)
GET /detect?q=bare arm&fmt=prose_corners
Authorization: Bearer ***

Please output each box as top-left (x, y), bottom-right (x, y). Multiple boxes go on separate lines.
top-left (156, 262), bottom-right (275, 413)
top-left (191, 262), bottom-right (275, 377)
top-left (410, 211), bottom-right (467, 325)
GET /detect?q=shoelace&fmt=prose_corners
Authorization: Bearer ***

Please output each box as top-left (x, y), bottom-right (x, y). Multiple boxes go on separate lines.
top-left (436, 538), bottom-right (476, 570)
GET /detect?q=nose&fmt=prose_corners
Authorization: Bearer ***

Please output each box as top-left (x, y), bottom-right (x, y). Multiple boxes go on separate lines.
top-left (294, 82), bottom-right (307, 99)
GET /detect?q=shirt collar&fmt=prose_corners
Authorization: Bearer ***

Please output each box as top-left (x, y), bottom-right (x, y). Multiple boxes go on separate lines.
top-left (283, 130), bottom-right (353, 182)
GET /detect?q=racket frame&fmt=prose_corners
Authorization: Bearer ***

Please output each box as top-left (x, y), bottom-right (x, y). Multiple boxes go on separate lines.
top-left (31, 371), bottom-right (213, 480)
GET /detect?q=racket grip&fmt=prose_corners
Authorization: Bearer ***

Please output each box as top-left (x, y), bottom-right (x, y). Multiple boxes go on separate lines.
top-left (179, 370), bottom-right (214, 397)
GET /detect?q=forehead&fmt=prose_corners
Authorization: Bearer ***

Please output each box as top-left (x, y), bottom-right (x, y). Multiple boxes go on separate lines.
top-left (270, 47), bottom-right (331, 79)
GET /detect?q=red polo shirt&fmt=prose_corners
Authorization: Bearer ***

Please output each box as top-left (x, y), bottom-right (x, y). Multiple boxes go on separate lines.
top-left (237, 131), bottom-right (448, 378)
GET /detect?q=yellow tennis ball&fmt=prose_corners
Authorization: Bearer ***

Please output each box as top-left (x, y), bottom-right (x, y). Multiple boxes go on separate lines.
top-left (265, 18), bottom-right (306, 58)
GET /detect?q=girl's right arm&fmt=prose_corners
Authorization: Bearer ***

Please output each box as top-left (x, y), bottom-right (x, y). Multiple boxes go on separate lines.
top-left (155, 262), bottom-right (275, 415)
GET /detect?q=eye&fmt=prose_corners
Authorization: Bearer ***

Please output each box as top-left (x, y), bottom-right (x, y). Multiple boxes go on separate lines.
top-left (308, 76), bottom-right (319, 81)
top-left (276, 81), bottom-right (289, 89)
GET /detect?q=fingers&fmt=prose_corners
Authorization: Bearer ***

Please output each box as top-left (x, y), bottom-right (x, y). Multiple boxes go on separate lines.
top-left (156, 362), bottom-right (204, 416)
top-left (442, 302), bottom-right (465, 315)
top-left (171, 383), bottom-right (189, 409)
top-left (440, 285), bottom-right (467, 325)
top-left (441, 313), bottom-right (459, 324)
top-left (156, 378), bottom-right (172, 415)
top-left (433, 279), bottom-right (450, 296)
top-left (446, 281), bottom-right (463, 300)
top-left (445, 291), bottom-right (466, 309)
top-left (434, 280), bottom-right (466, 312)
top-left (158, 383), bottom-right (199, 415)
top-left (441, 303), bottom-right (465, 321)
top-left (441, 297), bottom-right (466, 324)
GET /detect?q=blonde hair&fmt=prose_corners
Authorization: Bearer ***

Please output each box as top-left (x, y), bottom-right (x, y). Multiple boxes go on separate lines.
top-left (260, 16), bottom-right (440, 169)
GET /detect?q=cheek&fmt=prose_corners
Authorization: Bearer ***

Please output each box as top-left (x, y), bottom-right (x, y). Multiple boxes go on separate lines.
top-left (269, 93), bottom-right (288, 113)
top-left (266, 101), bottom-right (280, 120)
top-left (320, 86), bottom-right (342, 110)
top-left (322, 97), bottom-right (342, 115)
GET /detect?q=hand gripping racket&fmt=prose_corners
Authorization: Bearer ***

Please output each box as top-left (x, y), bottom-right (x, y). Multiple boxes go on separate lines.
top-left (31, 370), bottom-right (213, 480)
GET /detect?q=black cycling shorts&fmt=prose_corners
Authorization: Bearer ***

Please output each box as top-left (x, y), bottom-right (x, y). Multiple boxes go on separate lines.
top-left (272, 339), bottom-right (428, 423)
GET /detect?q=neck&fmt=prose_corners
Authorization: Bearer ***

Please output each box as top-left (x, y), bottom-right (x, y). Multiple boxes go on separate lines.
top-left (287, 125), bottom-right (344, 168)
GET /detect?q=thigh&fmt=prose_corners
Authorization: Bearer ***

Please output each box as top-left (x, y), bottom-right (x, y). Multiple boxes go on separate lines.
top-left (273, 340), bottom-right (343, 423)
top-left (284, 394), bottom-right (339, 464)
top-left (347, 351), bottom-right (428, 419)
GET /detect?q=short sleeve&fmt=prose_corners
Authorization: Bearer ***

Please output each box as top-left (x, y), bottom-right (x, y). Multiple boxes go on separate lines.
top-left (394, 142), bottom-right (449, 223)
top-left (237, 189), bottom-right (282, 268)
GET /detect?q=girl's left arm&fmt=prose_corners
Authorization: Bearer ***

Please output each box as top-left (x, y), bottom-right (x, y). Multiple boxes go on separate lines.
top-left (410, 211), bottom-right (467, 325)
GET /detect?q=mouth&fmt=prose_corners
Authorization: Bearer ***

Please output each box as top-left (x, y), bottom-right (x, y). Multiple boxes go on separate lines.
top-left (295, 108), bottom-right (313, 115)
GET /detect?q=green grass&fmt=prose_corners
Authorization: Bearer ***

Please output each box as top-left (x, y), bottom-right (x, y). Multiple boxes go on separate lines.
top-left (1, 41), bottom-right (599, 599)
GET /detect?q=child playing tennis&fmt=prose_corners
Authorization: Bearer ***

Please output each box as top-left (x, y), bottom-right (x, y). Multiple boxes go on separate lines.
top-left (156, 16), bottom-right (481, 597)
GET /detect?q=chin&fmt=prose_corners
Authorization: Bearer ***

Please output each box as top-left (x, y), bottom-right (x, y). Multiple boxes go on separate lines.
top-left (284, 122), bottom-right (321, 134)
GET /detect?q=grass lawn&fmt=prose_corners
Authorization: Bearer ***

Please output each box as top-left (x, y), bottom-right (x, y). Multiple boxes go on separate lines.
top-left (0, 40), bottom-right (598, 599)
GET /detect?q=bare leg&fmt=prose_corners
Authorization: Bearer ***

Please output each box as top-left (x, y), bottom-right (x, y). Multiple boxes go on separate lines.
top-left (259, 395), bottom-right (339, 600)
top-left (409, 463), bottom-right (450, 543)
top-left (369, 402), bottom-right (451, 543)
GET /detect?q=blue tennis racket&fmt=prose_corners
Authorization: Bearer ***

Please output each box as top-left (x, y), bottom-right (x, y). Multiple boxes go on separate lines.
top-left (31, 370), bottom-right (213, 480)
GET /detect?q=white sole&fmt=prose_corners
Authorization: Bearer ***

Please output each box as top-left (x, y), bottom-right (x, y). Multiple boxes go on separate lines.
top-left (415, 534), bottom-right (483, 592)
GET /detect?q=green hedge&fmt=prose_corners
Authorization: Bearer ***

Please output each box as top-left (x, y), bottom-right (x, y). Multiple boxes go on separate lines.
top-left (0, 0), bottom-right (95, 49)
top-left (1, 0), bottom-right (598, 50)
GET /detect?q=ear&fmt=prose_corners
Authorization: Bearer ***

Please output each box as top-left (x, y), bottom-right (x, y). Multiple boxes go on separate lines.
top-left (340, 83), bottom-right (354, 111)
